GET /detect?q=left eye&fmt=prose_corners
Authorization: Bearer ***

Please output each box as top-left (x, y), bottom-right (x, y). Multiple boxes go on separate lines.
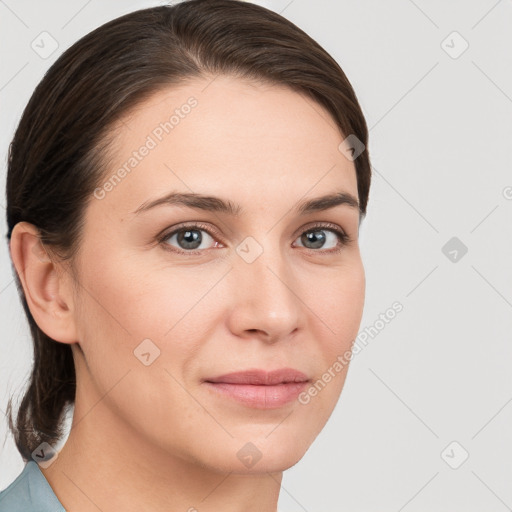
top-left (160, 223), bottom-right (349, 254)
top-left (295, 228), bottom-right (347, 251)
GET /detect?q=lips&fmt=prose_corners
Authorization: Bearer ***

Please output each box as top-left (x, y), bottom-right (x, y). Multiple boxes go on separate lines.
top-left (203, 368), bottom-right (310, 409)
top-left (204, 368), bottom-right (309, 386)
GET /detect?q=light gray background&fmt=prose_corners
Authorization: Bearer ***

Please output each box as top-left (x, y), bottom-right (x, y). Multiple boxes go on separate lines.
top-left (1, 1), bottom-right (511, 511)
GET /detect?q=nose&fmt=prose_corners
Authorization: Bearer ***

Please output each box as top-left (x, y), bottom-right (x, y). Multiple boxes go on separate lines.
top-left (225, 241), bottom-right (304, 344)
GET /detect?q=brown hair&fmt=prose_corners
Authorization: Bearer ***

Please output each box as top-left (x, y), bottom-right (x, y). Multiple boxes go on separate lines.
top-left (5, 0), bottom-right (371, 461)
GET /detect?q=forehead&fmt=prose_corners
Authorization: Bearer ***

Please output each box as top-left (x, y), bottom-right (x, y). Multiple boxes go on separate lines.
top-left (94, 74), bottom-right (358, 219)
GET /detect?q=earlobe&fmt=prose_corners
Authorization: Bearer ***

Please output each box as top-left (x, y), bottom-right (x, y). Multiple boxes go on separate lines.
top-left (9, 221), bottom-right (78, 344)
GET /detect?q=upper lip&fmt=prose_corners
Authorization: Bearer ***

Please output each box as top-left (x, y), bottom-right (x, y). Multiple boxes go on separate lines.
top-left (204, 368), bottom-right (309, 385)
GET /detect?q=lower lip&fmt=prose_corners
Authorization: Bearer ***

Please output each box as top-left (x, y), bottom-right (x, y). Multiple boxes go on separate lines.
top-left (204, 381), bottom-right (309, 409)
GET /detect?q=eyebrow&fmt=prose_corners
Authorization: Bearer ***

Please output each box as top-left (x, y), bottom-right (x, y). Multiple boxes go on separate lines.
top-left (132, 190), bottom-right (360, 216)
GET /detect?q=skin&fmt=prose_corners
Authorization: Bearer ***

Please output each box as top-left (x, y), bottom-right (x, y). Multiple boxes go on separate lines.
top-left (10, 74), bottom-right (365, 512)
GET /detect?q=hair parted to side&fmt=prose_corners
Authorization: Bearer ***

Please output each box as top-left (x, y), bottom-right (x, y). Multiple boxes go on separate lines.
top-left (5, 0), bottom-right (372, 461)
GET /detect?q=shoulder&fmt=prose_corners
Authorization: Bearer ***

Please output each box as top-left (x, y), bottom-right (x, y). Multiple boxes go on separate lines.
top-left (0, 461), bottom-right (65, 512)
top-left (0, 462), bottom-right (33, 512)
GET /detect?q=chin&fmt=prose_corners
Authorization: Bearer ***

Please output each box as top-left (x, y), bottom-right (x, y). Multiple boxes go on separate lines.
top-left (225, 451), bottom-right (306, 476)
top-left (189, 435), bottom-right (311, 476)
top-left (236, 435), bottom-right (311, 474)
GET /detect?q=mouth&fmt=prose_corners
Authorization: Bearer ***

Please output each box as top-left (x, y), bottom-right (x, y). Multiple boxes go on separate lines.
top-left (203, 368), bottom-right (310, 409)
top-left (204, 368), bottom-right (309, 385)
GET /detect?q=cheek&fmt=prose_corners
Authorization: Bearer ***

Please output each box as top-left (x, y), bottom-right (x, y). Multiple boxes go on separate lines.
top-left (70, 254), bottom-right (207, 431)
top-left (74, 248), bottom-right (227, 372)
top-left (296, 266), bottom-right (365, 427)
top-left (301, 262), bottom-right (364, 412)
top-left (312, 261), bottom-right (365, 347)
top-left (77, 247), bottom-right (178, 337)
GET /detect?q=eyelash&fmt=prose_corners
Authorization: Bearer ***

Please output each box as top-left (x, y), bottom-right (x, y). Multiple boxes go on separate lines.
top-left (157, 221), bottom-right (351, 256)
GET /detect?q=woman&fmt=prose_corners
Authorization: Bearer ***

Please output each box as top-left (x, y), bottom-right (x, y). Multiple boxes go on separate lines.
top-left (0, 0), bottom-right (371, 510)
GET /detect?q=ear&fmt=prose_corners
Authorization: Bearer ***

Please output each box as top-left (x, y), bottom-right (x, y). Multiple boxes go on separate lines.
top-left (9, 221), bottom-right (78, 344)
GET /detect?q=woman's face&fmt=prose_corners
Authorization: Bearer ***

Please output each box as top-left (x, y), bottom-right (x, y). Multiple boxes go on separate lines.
top-left (68, 74), bottom-right (365, 473)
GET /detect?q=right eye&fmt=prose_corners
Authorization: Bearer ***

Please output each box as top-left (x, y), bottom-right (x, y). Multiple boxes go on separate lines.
top-left (158, 222), bottom-right (224, 255)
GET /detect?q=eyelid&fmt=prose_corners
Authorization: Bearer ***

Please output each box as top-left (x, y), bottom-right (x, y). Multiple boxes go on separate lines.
top-left (293, 221), bottom-right (348, 241)
top-left (157, 221), bottom-right (223, 249)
